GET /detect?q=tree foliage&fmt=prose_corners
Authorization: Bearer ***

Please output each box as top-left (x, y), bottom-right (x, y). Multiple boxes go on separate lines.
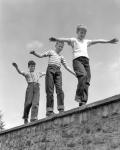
top-left (0, 111), bottom-right (4, 131)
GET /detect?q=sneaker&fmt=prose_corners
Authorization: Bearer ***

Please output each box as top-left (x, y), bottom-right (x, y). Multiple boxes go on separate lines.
top-left (24, 118), bottom-right (28, 124)
top-left (46, 112), bottom-right (56, 117)
top-left (79, 101), bottom-right (86, 107)
top-left (82, 101), bottom-right (86, 105)
top-left (59, 110), bottom-right (64, 113)
top-left (79, 102), bottom-right (83, 106)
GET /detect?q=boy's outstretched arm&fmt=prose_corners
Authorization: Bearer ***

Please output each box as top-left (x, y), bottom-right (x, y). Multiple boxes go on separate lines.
top-left (88, 38), bottom-right (119, 47)
top-left (40, 72), bottom-right (46, 77)
top-left (49, 37), bottom-right (71, 43)
top-left (63, 64), bottom-right (76, 77)
top-left (30, 51), bottom-right (47, 58)
top-left (12, 63), bottom-right (25, 76)
top-left (61, 59), bottom-right (76, 77)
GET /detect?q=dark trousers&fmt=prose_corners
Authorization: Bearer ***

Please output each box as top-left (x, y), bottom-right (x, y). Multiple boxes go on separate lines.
top-left (73, 56), bottom-right (91, 103)
top-left (23, 83), bottom-right (40, 120)
top-left (45, 65), bottom-right (64, 113)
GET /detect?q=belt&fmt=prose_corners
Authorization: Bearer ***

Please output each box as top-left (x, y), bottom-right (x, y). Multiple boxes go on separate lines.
top-left (28, 82), bottom-right (39, 85)
top-left (48, 64), bottom-right (60, 69)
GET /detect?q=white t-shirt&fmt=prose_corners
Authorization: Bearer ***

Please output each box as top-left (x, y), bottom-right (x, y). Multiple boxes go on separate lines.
top-left (69, 38), bottom-right (92, 59)
top-left (42, 50), bottom-right (66, 68)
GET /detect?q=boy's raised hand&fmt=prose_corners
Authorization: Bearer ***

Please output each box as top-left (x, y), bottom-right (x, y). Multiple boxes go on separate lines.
top-left (49, 37), bottom-right (57, 42)
top-left (12, 62), bottom-right (18, 68)
top-left (30, 51), bottom-right (35, 55)
top-left (109, 38), bottom-right (119, 44)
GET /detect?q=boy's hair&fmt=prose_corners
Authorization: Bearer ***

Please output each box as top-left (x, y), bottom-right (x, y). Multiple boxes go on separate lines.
top-left (56, 41), bottom-right (64, 45)
top-left (28, 60), bottom-right (36, 67)
top-left (76, 25), bottom-right (87, 33)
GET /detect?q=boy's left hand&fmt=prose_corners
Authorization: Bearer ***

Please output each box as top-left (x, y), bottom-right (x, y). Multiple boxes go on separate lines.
top-left (109, 38), bottom-right (119, 44)
top-left (49, 37), bottom-right (56, 42)
top-left (12, 62), bottom-right (18, 68)
top-left (30, 51), bottom-right (35, 54)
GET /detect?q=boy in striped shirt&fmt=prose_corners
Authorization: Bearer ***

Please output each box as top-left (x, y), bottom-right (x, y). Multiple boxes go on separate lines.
top-left (30, 41), bottom-right (76, 116)
top-left (12, 60), bottom-right (45, 124)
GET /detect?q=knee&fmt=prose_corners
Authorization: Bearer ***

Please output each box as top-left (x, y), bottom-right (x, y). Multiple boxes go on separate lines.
top-left (56, 88), bottom-right (64, 95)
top-left (77, 72), bottom-right (87, 78)
top-left (24, 102), bottom-right (32, 107)
top-left (86, 74), bottom-right (91, 85)
top-left (46, 89), bottom-right (54, 95)
top-left (32, 104), bottom-right (39, 109)
top-left (46, 93), bottom-right (54, 99)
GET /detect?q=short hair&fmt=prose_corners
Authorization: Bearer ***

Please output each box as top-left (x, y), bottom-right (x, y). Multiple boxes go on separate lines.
top-left (28, 60), bottom-right (36, 67)
top-left (56, 41), bottom-right (64, 46)
top-left (76, 25), bottom-right (87, 33)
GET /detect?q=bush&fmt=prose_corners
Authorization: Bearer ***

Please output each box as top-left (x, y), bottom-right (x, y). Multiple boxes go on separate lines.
top-left (0, 111), bottom-right (4, 131)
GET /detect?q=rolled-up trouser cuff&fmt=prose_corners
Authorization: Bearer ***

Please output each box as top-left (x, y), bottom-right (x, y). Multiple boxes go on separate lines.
top-left (46, 107), bottom-right (53, 113)
top-left (75, 95), bottom-right (82, 102)
top-left (58, 105), bottom-right (64, 111)
top-left (22, 116), bottom-right (28, 119)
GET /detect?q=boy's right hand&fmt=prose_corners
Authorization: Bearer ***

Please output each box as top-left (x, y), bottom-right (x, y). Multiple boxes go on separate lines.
top-left (49, 37), bottom-right (56, 42)
top-left (12, 62), bottom-right (18, 68)
top-left (30, 51), bottom-right (35, 55)
top-left (109, 38), bottom-right (119, 44)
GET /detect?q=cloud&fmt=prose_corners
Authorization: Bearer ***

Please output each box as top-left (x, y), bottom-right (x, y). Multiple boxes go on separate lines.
top-left (92, 62), bottom-right (104, 72)
top-left (114, 24), bottom-right (120, 36)
top-left (1, 0), bottom-right (35, 4)
top-left (109, 57), bottom-right (120, 71)
top-left (94, 62), bottom-right (103, 69)
top-left (108, 57), bottom-right (120, 85)
top-left (26, 40), bottom-right (43, 51)
top-left (114, 0), bottom-right (120, 6)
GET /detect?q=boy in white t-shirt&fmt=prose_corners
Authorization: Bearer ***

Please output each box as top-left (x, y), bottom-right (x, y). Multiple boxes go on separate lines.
top-left (49, 25), bottom-right (118, 106)
top-left (30, 41), bottom-right (76, 116)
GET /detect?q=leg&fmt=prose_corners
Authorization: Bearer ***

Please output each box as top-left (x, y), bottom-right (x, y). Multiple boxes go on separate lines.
top-left (23, 84), bottom-right (33, 123)
top-left (45, 67), bottom-right (55, 116)
top-left (30, 83), bottom-right (40, 122)
top-left (54, 70), bottom-right (64, 112)
top-left (73, 58), bottom-right (87, 103)
top-left (83, 59), bottom-right (91, 103)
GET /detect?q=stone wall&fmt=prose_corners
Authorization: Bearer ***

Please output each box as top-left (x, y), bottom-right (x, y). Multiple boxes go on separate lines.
top-left (0, 94), bottom-right (120, 150)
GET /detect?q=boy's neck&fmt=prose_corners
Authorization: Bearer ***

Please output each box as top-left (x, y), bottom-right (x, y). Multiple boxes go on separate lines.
top-left (55, 48), bottom-right (60, 54)
top-left (77, 37), bottom-right (84, 41)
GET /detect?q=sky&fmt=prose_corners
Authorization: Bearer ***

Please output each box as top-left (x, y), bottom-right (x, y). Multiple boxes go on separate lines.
top-left (0, 0), bottom-right (120, 129)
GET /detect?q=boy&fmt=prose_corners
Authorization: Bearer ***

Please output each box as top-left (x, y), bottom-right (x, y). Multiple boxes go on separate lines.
top-left (49, 25), bottom-right (118, 106)
top-left (12, 60), bottom-right (45, 124)
top-left (30, 41), bottom-right (76, 116)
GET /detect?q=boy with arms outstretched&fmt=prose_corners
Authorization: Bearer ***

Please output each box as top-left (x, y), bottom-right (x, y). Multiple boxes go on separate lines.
top-left (49, 25), bottom-right (118, 106)
top-left (12, 60), bottom-right (45, 124)
top-left (30, 41), bottom-right (76, 116)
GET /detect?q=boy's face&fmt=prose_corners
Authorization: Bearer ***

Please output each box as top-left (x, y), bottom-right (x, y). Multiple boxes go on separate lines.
top-left (55, 42), bottom-right (64, 53)
top-left (77, 28), bottom-right (86, 40)
top-left (29, 65), bottom-right (35, 72)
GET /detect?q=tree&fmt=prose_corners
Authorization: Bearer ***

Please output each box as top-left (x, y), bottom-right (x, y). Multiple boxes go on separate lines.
top-left (0, 111), bottom-right (4, 131)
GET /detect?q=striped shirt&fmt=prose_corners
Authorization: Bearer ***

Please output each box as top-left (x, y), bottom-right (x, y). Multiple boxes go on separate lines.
top-left (21, 71), bottom-right (45, 83)
top-left (41, 50), bottom-right (66, 68)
